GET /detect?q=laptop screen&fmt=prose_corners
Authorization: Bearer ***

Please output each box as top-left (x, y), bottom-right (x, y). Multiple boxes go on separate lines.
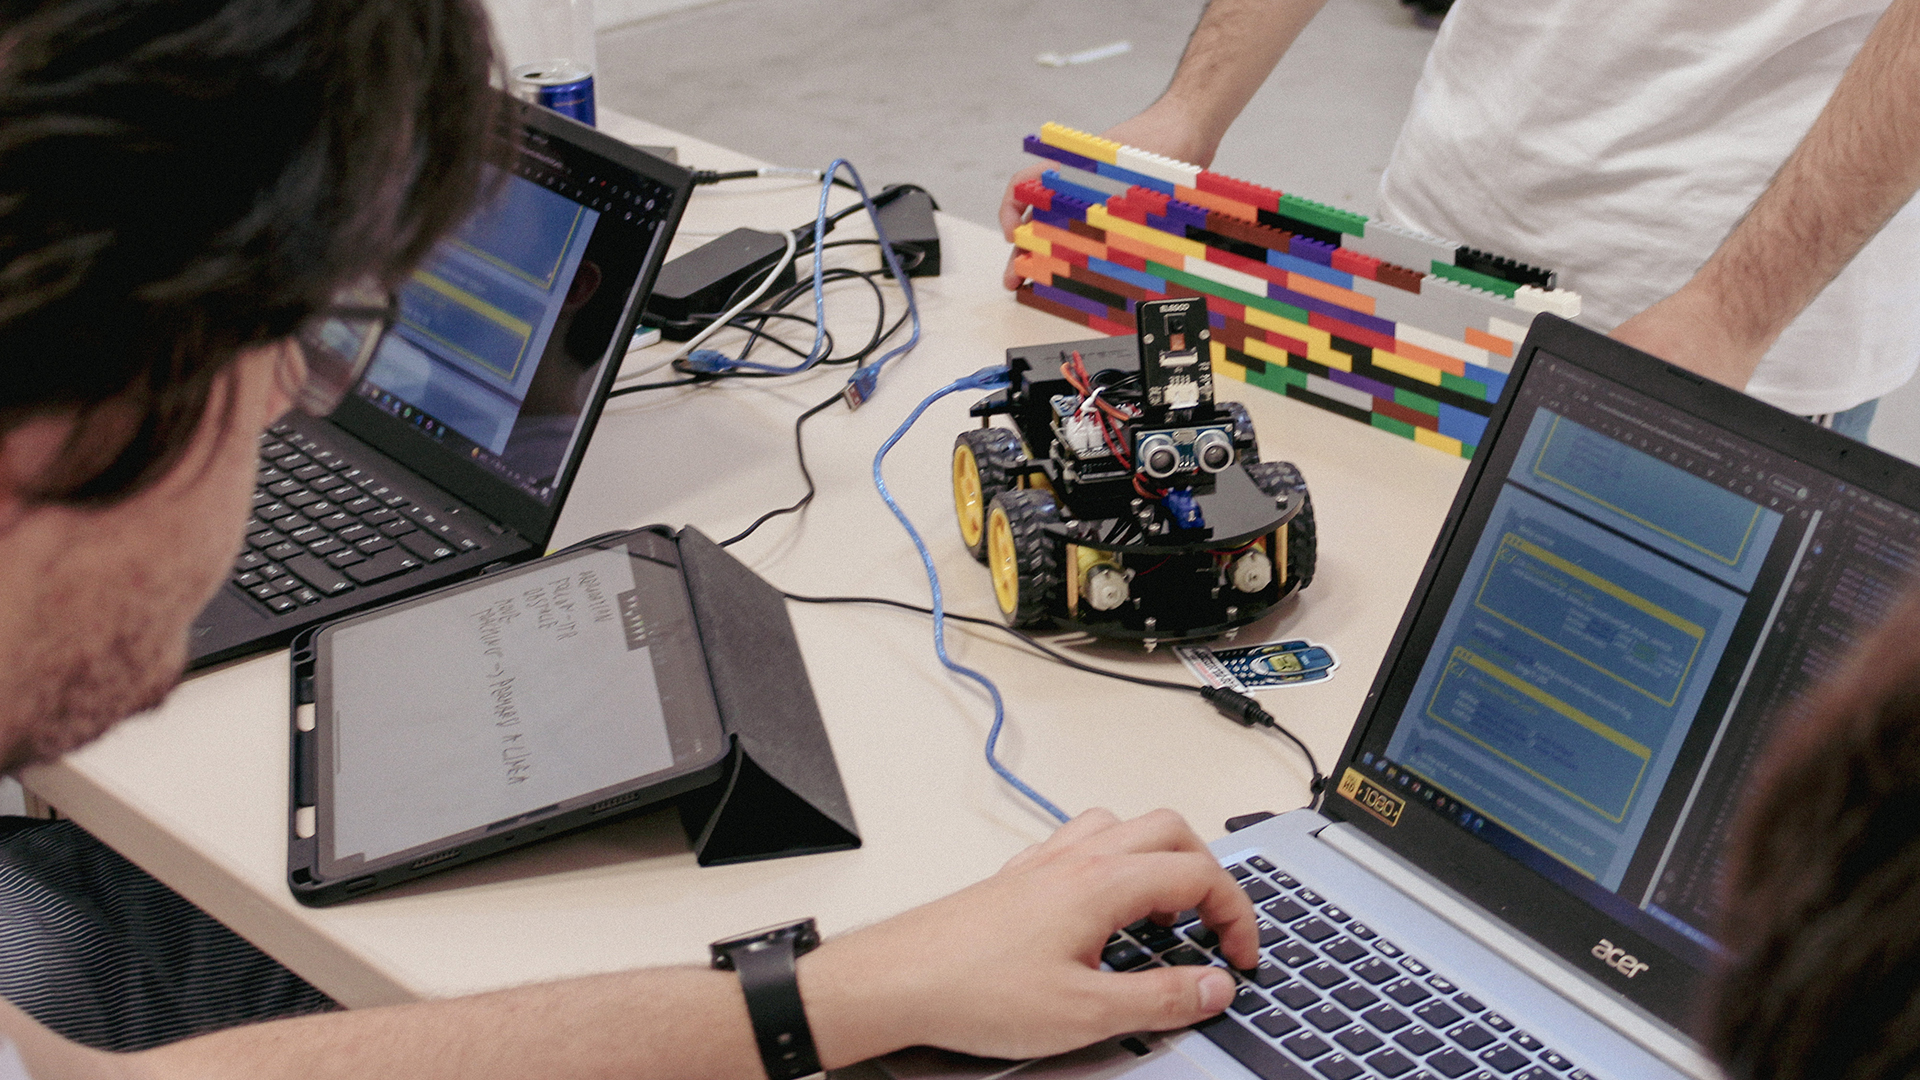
top-left (328, 108), bottom-right (688, 541)
top-left (1331, 319), bottom-right (1920, 1024)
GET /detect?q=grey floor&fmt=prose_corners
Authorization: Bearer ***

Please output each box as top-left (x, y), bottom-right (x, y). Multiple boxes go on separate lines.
top-left (596, 0), bottom-right (1920, 462)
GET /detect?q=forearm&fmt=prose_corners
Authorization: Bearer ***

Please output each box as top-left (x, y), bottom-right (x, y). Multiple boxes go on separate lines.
top-left (1124, 0), bottom-right (1330, 165)
top-left (128, 966), bottom-right (764, 1080)
top-left (1658, 0), bottom-right (1920, 377)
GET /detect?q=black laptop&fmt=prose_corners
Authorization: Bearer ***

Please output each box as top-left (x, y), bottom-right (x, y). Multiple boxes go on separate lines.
top-left (189, 103), bottom-right (691, 669)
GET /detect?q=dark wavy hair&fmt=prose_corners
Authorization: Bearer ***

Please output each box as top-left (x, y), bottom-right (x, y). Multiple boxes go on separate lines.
top-left (0, 0), bottom-right (503, 502)
top-left (1709, 584), bottom-right (1920, 1079)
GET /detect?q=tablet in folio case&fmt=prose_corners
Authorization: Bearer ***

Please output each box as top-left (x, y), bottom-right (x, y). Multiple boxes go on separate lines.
top-left (287, 526), bottom-right (860, 905)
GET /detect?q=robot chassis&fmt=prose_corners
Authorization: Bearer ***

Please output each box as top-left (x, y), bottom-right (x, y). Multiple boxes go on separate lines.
top-left (952, 297), bottom-right (1316, 645)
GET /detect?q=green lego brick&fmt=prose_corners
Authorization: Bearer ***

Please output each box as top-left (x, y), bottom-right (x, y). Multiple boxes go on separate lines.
top-left (1461, 443), bottom-right (1477, 459)
top-left (1146, 261), bottom-right (1311, 324)
top-left (1430, 261), bottom-right (1518, 298)
top-left (1439, 371), bottom-right (1490, 399)
top-left (1371, 413), bottom-right (1417, 440)
top-left (1393, 386), bottom-right (1441, 416)
top-left (1275, 194), bottom-right (1367, 237)
top-left (1247, 361), bottom-right (1306, 395)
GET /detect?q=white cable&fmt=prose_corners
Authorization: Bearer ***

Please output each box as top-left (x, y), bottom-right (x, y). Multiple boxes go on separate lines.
top-left (616, 226), bottom-right (800, 383)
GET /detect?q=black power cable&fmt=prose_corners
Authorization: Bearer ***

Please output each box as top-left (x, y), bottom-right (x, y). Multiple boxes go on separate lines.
top-left (779, 591), bottom-right (1326, 796)
top-left (715, 388), bottom-right (843, 548)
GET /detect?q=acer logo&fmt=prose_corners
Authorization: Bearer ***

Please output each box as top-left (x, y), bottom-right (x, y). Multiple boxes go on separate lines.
top-left (1592, 939), bottom-right (1649, 979)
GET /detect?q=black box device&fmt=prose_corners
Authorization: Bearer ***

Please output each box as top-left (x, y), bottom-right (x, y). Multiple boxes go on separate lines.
top-left (287, 526), bottom-right (858, 904)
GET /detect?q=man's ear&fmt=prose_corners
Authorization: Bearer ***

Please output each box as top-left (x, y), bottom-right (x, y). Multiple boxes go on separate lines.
top-left (0, 415), bottom-right (75, 532)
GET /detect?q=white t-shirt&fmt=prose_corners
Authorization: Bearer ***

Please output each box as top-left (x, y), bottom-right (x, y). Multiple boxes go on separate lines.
top-left (1378, 0), bottom-right (1920, 415)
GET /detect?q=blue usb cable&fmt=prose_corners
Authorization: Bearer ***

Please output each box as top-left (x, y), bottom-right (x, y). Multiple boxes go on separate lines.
top-left (871, 366), bottom-right (1071, 824)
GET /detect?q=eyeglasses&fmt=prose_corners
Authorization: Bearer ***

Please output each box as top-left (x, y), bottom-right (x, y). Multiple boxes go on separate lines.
top-left (290, 282), bottom-right (399, 416)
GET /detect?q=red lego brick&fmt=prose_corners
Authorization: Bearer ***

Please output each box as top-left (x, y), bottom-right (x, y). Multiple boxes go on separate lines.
top-left (1373, 397), bottom-right (1439, 432)
top-left (1102, 197), bottom-right (1150, 225)
top-left (1105, 249), bottom-right (1149, 273)
top-left (1089, 310), bottom-right (1135, 335)
top-left (1195, 170), bottom-right (1282, 213)
top-left (1126, 185), bottom-right (1171, 216)
top-left (1375, 263), bottom-right (1423, 293)
top-left (1330, 247), bottom-right (1382, 279)
top-left (1015, 177), bottom-right (1053, 213)
top-left (1309, 311), bottom-right (1395, 352)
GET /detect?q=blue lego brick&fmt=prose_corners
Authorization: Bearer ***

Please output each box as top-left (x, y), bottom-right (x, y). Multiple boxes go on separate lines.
top-left (1043, 170), bottom-right (1115, 209)
top-left (1089, 257), bottom-right (1168, 293)
top-left (1289, 235), bottom-right (1336, 266)
top-left (1464, 361), bottom-right (1508, 401)
top-left (1438, 404), bottom-right (1489, 446)
top-left (1094, 160), bottom-right (1177, 196)
top-left (1024, 135), bottom-right (1102, 174)
top-left (1267, 251), bottom-right (1354, 289)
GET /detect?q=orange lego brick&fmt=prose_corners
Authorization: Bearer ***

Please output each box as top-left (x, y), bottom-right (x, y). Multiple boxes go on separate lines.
top-left (1330, 247), bottom-right (1382, 279)
top-left (1286, 273), bottom-right (1376, 316)
top-left (1463, 327), bottom-right (1514, 357)
top-left (1174, 185), bottom-right (1259, 223)
top-left (1390, 338), bottom-right (1469, 377)
top-left (1029, 220), bottom-right (1107, 260)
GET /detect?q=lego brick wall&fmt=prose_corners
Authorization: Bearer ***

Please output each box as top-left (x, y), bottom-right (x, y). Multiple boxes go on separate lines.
top-left (1010, 123), bottom-right (1583, 459)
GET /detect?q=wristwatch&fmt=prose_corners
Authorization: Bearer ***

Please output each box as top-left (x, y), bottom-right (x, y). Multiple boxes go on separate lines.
top-left (711, 917), bottom-right (825, 1080)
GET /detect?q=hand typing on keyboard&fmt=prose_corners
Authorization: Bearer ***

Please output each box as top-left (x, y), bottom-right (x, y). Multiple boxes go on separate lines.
top-left (794, 808), bottom-right (1256, 1064)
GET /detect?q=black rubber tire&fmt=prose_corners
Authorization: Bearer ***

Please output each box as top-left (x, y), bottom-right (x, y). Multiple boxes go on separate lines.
top-left (1247, 460), bottom-right (1316, 595)
top-left (1222, 401), bottom-right (1260, 465)
top-left (985, 488), bottom-right (1063, 628)
top-left (953, 427), bottom-right (1026, 562)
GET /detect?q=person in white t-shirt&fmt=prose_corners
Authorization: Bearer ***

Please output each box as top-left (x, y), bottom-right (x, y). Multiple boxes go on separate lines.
top-left (1002, 0), bottom-right (1920, 440)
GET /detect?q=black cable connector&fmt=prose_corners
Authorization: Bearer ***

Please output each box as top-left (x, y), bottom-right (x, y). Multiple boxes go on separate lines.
top-left (1201, 686), bottom-right (1326, 796)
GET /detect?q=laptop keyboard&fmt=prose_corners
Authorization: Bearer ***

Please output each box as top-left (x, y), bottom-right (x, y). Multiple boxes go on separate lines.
top-left (1104, 858), bottom-right (1596, 1080)
top-left (230, 423), bottom-right (487, 614)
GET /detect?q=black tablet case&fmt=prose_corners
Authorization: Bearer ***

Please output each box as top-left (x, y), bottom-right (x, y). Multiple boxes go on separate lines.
top-left (673, 528), bottom-right (862, 865)
top-left (288, 526), bottom-right (859, 903)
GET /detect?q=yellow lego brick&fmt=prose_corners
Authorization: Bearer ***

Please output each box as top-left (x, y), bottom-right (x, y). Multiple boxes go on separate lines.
top-left (1040, 121), bottom-right (1120, 165)
top-left (1241, 337), bottom-right (1290, 368)
top-left (1242, 334), bottom-right (1348, 372)
top-left (1213, 352), bottom-right (1247, 383)
top-left (1012, 222), bottom-right (1052, 257)
top-left (1087, 205), bottom-right (1207, 259)
top-left (1242, 307), bottom-right (1328, 349)
top-left (1413, 427), bottom-right (1464, 455)
top-left (1372, 349), bottom-right (1444, 386)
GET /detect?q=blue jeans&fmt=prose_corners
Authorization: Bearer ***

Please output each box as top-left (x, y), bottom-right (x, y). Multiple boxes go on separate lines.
top-left (1812, 398), bottom-right (1878, 443)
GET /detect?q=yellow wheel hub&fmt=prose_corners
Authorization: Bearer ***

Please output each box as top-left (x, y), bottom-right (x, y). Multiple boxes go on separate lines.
top-left (987, 506), bottom-right (1020, 616)
top-left (953, 444), bottom-right (985, 550)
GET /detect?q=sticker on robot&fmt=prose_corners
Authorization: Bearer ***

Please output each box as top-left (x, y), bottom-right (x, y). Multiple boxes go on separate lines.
top-left (1176, 639), bottom-right (1338, 692)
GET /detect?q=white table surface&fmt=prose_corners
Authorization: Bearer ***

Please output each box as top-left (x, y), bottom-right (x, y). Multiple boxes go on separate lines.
top-left (22, 112), bottom-right (1469, 1008)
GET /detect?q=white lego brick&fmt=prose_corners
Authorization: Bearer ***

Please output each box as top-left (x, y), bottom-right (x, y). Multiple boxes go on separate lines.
top-left (1488, 316), bottom-right (1532, 343)
top-left (1423, 275), bottom-right (1519, 334)
top-left (1396, 324), bottom-right (1491, 367)
top-left (1114, 144), bottom-right (1202, 188)
top-left (1352, 276), bottom-right (1470, 340)
top-left (1305, 372), bottom-right (1376, 412)
top-left (1181, 255), bottom-right (1271, 298)
top-left (1046, 163), bottom-right (1130, 198)
top-left (1347, 218), bottom-right (1457, 274)
top-left (1514, 285), bottom-right (1582, 319)
top-left (1351, 277), bottom-right (1456, 337)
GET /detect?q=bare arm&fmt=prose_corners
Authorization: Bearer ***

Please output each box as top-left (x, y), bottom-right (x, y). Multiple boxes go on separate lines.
top-left (1612, 0), bottom-right (1920, 388)
top-left (1002, 0), bottom-right (1330, 287)
top-left (6, 810), bottom-right (1256, 1080)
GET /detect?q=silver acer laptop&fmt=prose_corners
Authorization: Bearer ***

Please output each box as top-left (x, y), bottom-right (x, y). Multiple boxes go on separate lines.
top-left (889, 314), bottom-right (1920, 1080)
top-left (188, 100), bottom-right (690, 668)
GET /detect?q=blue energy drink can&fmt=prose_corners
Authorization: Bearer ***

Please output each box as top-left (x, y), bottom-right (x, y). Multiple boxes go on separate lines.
top-left (511, 61), bottom-right (595, 127)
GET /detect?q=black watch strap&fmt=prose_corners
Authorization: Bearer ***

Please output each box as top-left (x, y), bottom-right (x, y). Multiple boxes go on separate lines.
top-left (711, 919), bottom-right (823, 1080)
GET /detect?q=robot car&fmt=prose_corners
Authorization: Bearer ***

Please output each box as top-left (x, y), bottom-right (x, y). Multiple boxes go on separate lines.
top-left (953, 297), bottom-right (1316, 643)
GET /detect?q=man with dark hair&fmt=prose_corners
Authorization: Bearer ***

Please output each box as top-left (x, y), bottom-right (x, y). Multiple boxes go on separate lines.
top-left (1708, 584), bottom-right (1920, 1080)
top-left (0, 1), bottom-right (1263, 1076)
